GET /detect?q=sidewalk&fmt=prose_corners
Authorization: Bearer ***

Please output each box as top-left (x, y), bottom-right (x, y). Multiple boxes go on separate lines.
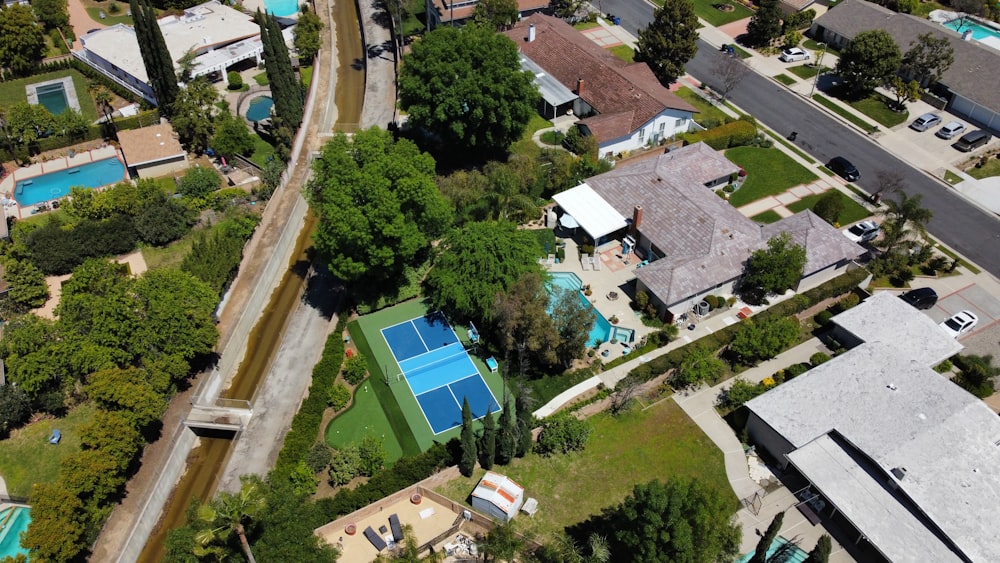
top-left (586, 16), bottom-right (1000, 215)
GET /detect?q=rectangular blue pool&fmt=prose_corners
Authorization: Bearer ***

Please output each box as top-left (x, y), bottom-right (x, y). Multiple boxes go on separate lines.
top-left (15, 157), bottom-right (126, 207)
top-left (943, 17), bottom-right (1000, 41)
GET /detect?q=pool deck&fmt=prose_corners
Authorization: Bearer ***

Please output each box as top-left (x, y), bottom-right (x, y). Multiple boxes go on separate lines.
top-left (1, 145), bottom-right (122, 219)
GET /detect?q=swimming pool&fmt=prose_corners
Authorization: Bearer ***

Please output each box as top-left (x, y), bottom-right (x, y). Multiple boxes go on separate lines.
top-left (14, 157), bottom-right (126, 207)
top-left (245, 96), bottom-right (274, 122)
top-left (36, 82), bottom-right (69, 115)
top-left (0, 507), bottom-right (31, 559)
top-left (736, 536), bottom-right (808, 563)
top-left (263, 0), bottom-right (300, 17)
top-left (943, 17), bottom-right (1000, 42)
top-left (548, 272), bottom-right (633, 347)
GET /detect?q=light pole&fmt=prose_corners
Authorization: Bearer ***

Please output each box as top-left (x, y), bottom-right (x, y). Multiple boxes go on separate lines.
top-left (809, 42), bottom-right (828, 99)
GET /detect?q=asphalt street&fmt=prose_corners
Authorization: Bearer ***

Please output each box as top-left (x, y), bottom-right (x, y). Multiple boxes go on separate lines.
top-left (599, 0), bottom-right (1000, 276)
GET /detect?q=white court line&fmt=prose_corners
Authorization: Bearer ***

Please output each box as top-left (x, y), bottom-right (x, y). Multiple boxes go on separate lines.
top-left (410, 320), bottom-right (430, 352)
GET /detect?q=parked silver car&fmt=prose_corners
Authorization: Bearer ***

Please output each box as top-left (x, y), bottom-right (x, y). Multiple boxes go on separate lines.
top-left (909, 113), bottom-right (941, 132)
top-left (936, 121), bottom-right (967, 139)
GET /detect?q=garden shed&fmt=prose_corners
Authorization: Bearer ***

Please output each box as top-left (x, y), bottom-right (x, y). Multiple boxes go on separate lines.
top-left (470, 472), bottom-right (524, 522)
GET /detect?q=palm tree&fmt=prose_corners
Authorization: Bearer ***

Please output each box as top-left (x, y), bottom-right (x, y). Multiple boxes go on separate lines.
top-left (877, 190), bottom-right (933, 255)
top-left (484, 161), bottom-right (539, 223)
top-left (194, 475), bottom-right (267, 563)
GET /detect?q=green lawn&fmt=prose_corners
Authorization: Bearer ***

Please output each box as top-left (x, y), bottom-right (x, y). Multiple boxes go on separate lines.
top-left (966, 156), bottom-right (1000, 180)
top-left (325, 380), bottom-right (404, 464)
top-left (539, 130), bottom-right (564, 146)
top-left (511, 114), bottom-right (552, 158)
top-left (573, 21), bottom-right (600, 30)
top-left (730, 44), bottom-right (752, 59)
top-left (0, 405), bottom-right (97, 497)
top-left (252, 72), bottom-right (269, 86)
top-left (751, 210), bottom-right (783, 224)
top-left (944, 170), bottom-right (964, 184)
top-left (786, 190), bottom-right (871, 225)
top-left (726, 146), bottom-right (819, 207)
top-left (676, 86), bottom-right (729, 126)
top-left (608, 44), bottom-right (635, 63)
top-left (401, 0), bottom-right (426, 35)
top-left (788, 64), bottom-right (830, 80)
top-left (671, 0), bottom-right (753, 27)
top-left (434, 400), bottom-right (733, 538)
top-left (85, 6), bottom-right (134, 26)
top-left (769, 131), bottom-right (815, 164)
top-left (846, 93), bottom-right (908, 128)
top-left (249, 134), bottom-right (277, 168)
top-left (300, 65), bottom-right (314, 89)
top-left (813, 94), bottom-right (878, 134)
top-left (0, 70), bottom-right (98, 122)
top-left (802, 39), bottom-right (840, 57)
top-left (774, 74), bottom-right (797, 85)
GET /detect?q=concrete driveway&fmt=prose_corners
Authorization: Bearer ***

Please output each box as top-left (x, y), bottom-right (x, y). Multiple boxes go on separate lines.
top-left (928, 283), bottom-right (1000, 341)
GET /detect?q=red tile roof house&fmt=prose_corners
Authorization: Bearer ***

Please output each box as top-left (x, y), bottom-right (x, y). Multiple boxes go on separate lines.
top-left (553, 142), bottom-right (865, 320)
top-left (425, 0), bottom-right (550, 29)
top-left (503, 14), bottom-right (698, 159)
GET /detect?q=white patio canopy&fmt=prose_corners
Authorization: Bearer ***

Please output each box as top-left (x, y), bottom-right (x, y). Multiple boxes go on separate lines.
top-left (552, 184), bottom-right (628, 242)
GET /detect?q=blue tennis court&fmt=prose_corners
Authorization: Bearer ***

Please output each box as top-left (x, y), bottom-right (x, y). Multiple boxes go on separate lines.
top-left (381, 313), bottom-right (500, 434)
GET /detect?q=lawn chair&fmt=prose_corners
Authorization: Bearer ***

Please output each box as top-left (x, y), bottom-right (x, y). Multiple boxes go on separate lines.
top-left (592, 253), bottom-right (602, 270)
top-left (581, 256), bottom-right (593, 271)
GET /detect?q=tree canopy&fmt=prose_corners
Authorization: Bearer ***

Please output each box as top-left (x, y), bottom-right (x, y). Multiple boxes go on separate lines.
top-left (399, 25), bottom-right (538, 157)
top-left (293, 5), bottom-right (323, 62)
top-left (636, 0), bottom-right (699, 85)
top-left (424, 221), bottom-right (543, 322)
top-left (901, 32), bottom-right (954, 87)
top-left (0, 4), bottom-right (45, 76)
top-left (472, 0), bottom-right (518, 30)
top-left (130, 0), bottom-right (179, 114)
top-left (836, 29), bottom-right (901, 95)
top-left (307, 127), bottom-right (452, 289)
top-left (258, 9), bottom-right (303, 127)
top-left (605, 478), bottom-right (740, 562)
top-left (741, 232), bottom-right (807, 300)
top-left (729, 316), bottom-right (799, 365)
top-left (745, 0), bottom-right (783, 47)
top-left (170, 78), bottom-right (222, 153)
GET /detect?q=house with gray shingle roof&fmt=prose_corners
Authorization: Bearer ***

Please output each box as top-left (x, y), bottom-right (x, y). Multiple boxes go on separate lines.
top-left (503, 14), bottom-right (697, 157)
top-left (555, 142), bottom-right (865, 319)
top-left (811, 0), bottom-right (1000, 133)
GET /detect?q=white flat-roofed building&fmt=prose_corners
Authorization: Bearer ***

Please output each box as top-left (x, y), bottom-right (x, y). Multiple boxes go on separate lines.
top-left (76, 1), bottom-right (264, 104)
top-left (745, 341), bottom-right (1000, 562)
top-left (470, 472), bottom-right (524, 522)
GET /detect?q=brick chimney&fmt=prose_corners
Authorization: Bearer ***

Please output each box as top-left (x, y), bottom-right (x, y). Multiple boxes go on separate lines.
top-left (576, 78), bottom-right (584, 96)
top-left (631, 205), bottom-right (643, 237)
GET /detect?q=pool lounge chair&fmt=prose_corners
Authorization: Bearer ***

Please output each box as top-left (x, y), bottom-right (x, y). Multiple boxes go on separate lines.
top-left (389, 514), bottom-right (403, 542)
top-left (545, 254), bottom-right (556, 269)
top-left (364, 526), bottom-right (387, 551)
top-left (581, 256), bottom-right (593, 271)
top-left (593, 253), bottom-right (602, 270)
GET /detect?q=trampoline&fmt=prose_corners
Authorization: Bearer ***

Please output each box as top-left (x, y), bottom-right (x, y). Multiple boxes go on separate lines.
top-left (381, 313), bottom-right (500, 434)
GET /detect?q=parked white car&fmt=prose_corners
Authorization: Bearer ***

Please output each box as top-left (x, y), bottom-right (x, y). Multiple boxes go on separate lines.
top-left (842, 220), bottom-right (880, 243)
top-left (939, 310), bottom-right (978, 338)
top-left (936, 121), bottom-right (967, 139)
top-left (779, 47), bottom-right (810, 62)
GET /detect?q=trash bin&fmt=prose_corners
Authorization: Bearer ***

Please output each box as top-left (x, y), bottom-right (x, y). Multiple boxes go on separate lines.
top-left (613, 16), bottom-right (621, 25)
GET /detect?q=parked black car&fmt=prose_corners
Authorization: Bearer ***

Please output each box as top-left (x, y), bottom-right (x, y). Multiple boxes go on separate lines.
top-left (828, 157), bottom-right (860, 182)
top-left (899, 287), bottom-right (938, 310)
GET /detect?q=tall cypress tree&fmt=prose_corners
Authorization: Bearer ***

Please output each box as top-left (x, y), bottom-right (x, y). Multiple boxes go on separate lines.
top-left (130, 0), bottom-right (179, 115)
top-left (750, 511), bottom-right (784, 563)
top-left (257, 9), bottom-right (303, 128)
top-left (459, 398), bottom-right (477, 477)
top-left (495, 401), bottom-right (517, 465)
top-left (478, 408), bottom-right (496, 470)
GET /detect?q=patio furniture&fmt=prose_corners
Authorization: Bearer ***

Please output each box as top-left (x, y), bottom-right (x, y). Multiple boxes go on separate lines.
top-left (545, 254), bottom-right (556, 268)
top-left (485, 356), bottom-right (499, 373)
top-left (364, 526), bottom-right (387, 551)
top-left (581, 256), bottom-right (593, 271)
top-left (607, 291), bottom-right (618, 301)
top-left (593, 253), bottom-right (602, 270)
top-left (389, 514), bottom-right (403, 542)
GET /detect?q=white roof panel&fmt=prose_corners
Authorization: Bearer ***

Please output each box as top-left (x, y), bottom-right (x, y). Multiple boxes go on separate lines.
top-left (552, 183), bottom-right (628, 240)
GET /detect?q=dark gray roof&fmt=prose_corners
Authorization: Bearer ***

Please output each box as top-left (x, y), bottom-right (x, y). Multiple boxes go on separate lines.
top-left (747, 341), bottom-right (1000, 562)
top-left (584, 144), bottom-right (863, 306)
top-left (814, 0), bottom-right (1000, 111)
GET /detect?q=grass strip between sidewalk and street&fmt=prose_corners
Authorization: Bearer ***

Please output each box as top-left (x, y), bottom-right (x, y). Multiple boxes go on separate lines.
top-left (813, 94), bottom-right (877, 134)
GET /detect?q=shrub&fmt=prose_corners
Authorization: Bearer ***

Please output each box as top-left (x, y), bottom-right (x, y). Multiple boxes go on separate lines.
top-left (952, 354), bottom-right (998, 399)
top-left (306, 443), bottom-right (332, 473)
top-left (633, 290), bottom-right (649, 312)
top-left (684, 119), bottom-right (757, 150)
top-left (177, 166), bottom-right (222, 198)
top-left (719, 378), bottom-right (766, 410)
top-left (785, 362), bottom-right (809, 378)
top-left (271, 316), bottom-right (348, 487)
top-left (704, 295), bottom-right (719, 310)
top-left (933, 359), bottom-right (953, 373)
top-left (729, 316), bottom-right (800, 365)
top-left (810, 352), bottom-right (831, 366)
top-left (814, 310), bottom-right (834, 326)
top-left (227, 71), bottom-right (243, 90)
top-left (536, 413), bottom-right (593, 455)
top-left (328, 382), bottom-right (351, 411)
top-left (838, 292), bottom-right (860, 311)
top-left (342, 354), bottom-right (368, 385)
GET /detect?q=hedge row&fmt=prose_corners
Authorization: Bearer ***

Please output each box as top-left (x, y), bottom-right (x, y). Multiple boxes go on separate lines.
top-left (316, 441), bottom-right (456, 520)
top-left (684, 119), bottom-right (757, 150)
top-left (625, 268), bottom-right (870, 383)
top-left (0, 109), bottom-right (161, 161)
top-left (271, 315), bottom-right (348, 485)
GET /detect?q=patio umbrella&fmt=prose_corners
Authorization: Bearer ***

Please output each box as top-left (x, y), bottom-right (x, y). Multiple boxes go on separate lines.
top-left (559, 213), bottom-right (579, 230)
